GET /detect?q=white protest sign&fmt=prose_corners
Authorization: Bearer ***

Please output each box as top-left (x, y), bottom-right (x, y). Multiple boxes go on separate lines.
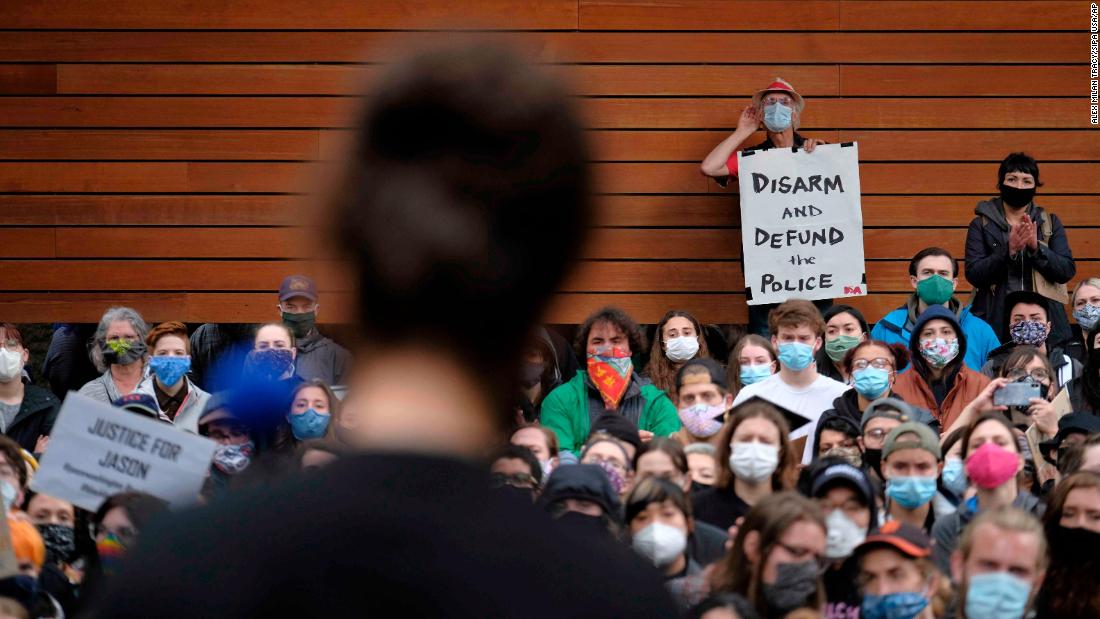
top-left (31, 392), bottom-right (217, 512)
top-left (737, 142), bottom-right (866, 305)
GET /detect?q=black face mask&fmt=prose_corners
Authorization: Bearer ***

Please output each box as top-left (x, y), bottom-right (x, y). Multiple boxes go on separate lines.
top-left (1047, 524), bottom-right (1100, 564)
top-left (36, 523), bottom-right (77, 565)
top-left (1000, 184), bottom-right (1036, 209)
top-left (863, 448), bottom-right (883, 477)
top-left (554, 510), bottom-right (609, 539)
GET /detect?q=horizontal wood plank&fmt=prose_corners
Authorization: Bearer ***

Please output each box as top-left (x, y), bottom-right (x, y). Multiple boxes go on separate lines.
top-left (0, 291), bottom-right (916, 324)
top-left (0, 130), bottom-right (321, 161)
top-left (3, 161), bottom-right (1097, 195)
top-left (2, 96), bottom-right (1091, 130)
top-left (0, 65), bottom-right (55, 95)
top-left (0, 195), bottom-right (306, 226)
top-left (579, 0), bottom-right (840, 30)
top-left (839, 1), bottom-right (1082, 31)
top-left (0, 32), bottom-right (1082, 64)
top-left (839, 66), bottom-right (1086, 97)
top-left (0, 0), bottom-right (578, 29)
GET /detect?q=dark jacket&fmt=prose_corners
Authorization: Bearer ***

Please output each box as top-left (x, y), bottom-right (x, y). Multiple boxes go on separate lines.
top-left (8, 384), bottom-right (59, 453)
top-left (980, 340), bottom-right (1081, 389)
top-left (294, 330), bottom-right (353, 386)
top-left (965, 198), bottom-right (1075, 345)
top-left (814, 389), bottom-right (939, 456)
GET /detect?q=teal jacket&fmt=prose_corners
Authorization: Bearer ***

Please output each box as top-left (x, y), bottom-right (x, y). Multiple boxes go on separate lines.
top-left (540, 371), bottom-right (680, 456)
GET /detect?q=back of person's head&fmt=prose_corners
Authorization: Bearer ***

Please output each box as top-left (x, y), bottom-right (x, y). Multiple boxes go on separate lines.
top-left (575, 306), bottom-right (646, 358)
top-left (768, 299), bottom-right (825, 338)
top-left (997, 152), bottom-right (1042, 188)
top-left (328, 42), bottom-right (590, 429)
top-left (712, 492), bottom-right (825, 613)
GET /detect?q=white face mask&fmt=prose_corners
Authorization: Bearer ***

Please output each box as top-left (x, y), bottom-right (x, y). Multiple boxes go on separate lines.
top-left (665, 336), bottom-right (700, 363)
top-left (632, 521), bottom-right (687, 567)
top-left (0, 348), bottom-right (22, 383)
top-left (729, 442), bottom-right (779, 483)
top-left (824, 508), bottom-right (866, 559)
top-left (540, 459), bottom-right (555, 479)
top-left (0, 480), bottom-right (16, 513)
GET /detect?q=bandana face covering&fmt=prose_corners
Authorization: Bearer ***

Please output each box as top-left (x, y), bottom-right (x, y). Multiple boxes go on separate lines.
top-left (1009, 320), bottom-right (1049, 346)
top-left (586, 347), bottom-right (633, 410)
top-left (245, 348), bottom-right (294, 381)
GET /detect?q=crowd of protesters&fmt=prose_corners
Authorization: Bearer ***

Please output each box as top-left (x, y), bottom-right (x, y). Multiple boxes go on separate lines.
top-left (0, 47), bottom-right (1094, 619)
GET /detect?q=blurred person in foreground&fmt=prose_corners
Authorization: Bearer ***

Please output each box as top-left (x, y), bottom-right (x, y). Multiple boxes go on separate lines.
top-left (89, 41), bottom-right (676, 618)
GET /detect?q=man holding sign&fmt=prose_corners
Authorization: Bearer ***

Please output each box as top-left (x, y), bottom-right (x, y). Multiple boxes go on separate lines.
top-left (31, 393), bottom-right (216, 512)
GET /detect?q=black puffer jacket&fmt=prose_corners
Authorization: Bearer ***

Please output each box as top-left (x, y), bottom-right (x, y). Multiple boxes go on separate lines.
top-left (8, 384), bottom-right (59, 453)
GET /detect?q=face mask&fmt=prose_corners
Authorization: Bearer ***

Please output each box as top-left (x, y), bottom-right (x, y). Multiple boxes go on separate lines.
top-left (825, 335), bottom-right (862, 363)
top-left (729, 442), bottom-right (779, 483)
top-left (861, 591), bottom-right (930, 619)
top-left (540, 459), bottom-right (555, 479)
top-left (1047, 523), bottom-right (1100, 564)
top-left (778, 342), bottom-right (815, 372)
top-left (885, 475), bottom-right (938, 509)
top-left (0, 349), bottom-right (22, 383)
top-left (555, 511), bottom-right (607, 537)
top-left (999, 184), bottom-right (1036, 210)
top-left (0, 481), bottom-right (16, 513)
top-left (245, 348), bottom-right (294, 381)
top-left (965, 442), bottom-right (1019, 490)
top-left (1073, 303), bottom-right (1100, 332)
top-left (593, 459), bottom-right (627, 495)
top-left (665, 336), bottom-right (700, 363)
top-left (1009, 320), bottom-right (1049, 346)
top-left (941, 457), bottom-right (968, 496)
top-left (762, 102), bottom-right (793, 132)
top-left (823, 445), bottom-right (862, 468)
top-left (212, 441), bottom-right (254, 476)
top-left (281, 311), bottom-right (315, 339)
top-left (678, 402), bottom-right (726, 438)
top-left (964, 571), bottom-right (1032, 619)
top-left (864, 448), bottom-right (883, 477)
top-left (520, 362), bottom-right (544, 388)
top-left (915, 275), bottom-right (955, 306)
top-left (632, 522), bottom-right (688, 567)
top-left (149, 355), bottom-right (191, 387)
top-left (919, 337), bottom-right (959, 369)
top-left (762, 560), bottom-right (820, 616)
top-left (96, 531), bottom-right (126, 576)
top-left (287, 408), bottom-right (330, 440)
top-left (103, 338), bottom-right (146, 366)
top-left (37, 523), bottom-right (76, 565)
top-left (824, 509), bottom-right (866, 559)
top-left (853, 367), bottom-right (891, 399)
top-left (740, 363), bottom-right (773, 385)
top-left (586, 347), bottom-right (633, 410)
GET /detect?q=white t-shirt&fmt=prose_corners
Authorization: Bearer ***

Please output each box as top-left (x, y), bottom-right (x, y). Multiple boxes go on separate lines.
top-left (733, 372), bottom-right (850, 464)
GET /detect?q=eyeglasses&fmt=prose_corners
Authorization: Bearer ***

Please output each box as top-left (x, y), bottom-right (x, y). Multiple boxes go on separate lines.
top-left (863, 428), bottom-right (890, 445)
top-left (763, 95), bottom-right (793, 106)
top-left (490, 472), bottom-right (539, 490)
top-left (1006, 368), bottom-right (1050, 383)
top-left (585, 456), bottom-right (628, 473)
top-left (852, 358), bottom-right (894, 371)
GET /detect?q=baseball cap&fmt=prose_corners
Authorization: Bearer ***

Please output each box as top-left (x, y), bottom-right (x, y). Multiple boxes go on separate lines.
top-left (882, 422), bottom-right (942, 461)
top-left (113, 393), bottom-right (162, 421)
top-left (279, 275), bottom-right (318, 303)
top-left (855, 520), bottom-right (932, 559)
top-left (676, 357), bottom-right (728, 392)
top-left (810, 461), bottom-right (874, 506)
top-left (861, 397), bottom-right (916, 431)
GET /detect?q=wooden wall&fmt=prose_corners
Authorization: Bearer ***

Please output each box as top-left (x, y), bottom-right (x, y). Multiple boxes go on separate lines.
top-left (0, 1), bottom-right (1095, 325)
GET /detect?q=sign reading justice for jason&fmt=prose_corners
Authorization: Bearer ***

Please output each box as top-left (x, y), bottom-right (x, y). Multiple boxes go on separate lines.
top-left (737, 142), bottom-right (867, 305)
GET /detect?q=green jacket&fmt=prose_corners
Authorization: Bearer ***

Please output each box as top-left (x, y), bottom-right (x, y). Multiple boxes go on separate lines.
top-left (540, 372), bottom-right (680, 456)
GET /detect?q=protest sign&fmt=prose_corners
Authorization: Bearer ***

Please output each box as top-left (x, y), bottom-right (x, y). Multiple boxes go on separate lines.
top-left (31, 392), bottom-right (217, 511)
top-left (737, 142), bottom-right (866, 305)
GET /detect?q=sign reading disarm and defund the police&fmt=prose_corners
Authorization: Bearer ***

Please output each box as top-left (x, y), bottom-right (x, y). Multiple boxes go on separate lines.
top-left (32, 392), bottom-right (217, 511)
top-left (737, 142), bottom-right (867, 305)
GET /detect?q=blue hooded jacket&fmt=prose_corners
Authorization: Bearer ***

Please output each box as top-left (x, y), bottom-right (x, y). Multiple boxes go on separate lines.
top-left (870, 295), bottom-right (999, 372)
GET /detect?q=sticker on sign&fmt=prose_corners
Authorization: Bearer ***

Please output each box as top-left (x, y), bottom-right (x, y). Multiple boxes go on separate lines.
top-left (31, 392), bottom-right (217, 512)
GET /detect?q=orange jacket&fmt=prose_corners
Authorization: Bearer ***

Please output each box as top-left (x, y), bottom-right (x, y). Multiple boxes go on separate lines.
top-left (891, 366), bottom-right (991, 432)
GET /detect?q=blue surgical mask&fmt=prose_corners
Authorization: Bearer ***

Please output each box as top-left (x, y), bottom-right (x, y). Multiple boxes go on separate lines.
top-left (885, 475), bottom-right (937, 509)
top-left (941, 457), bottom-right (968, 496)
top-left (288, 408), bottom-right (330, 440)
top-left (763, 102), bottom-right (793, 132)
top-left (861, 591), bottom-right (929, 619)
top-left (964, 571), bottom-right (1032, 619)
top-left (1073, 303), bottom-right (1100, 331)
top-left (740, 363), bottom-right (773, 385)
top-left (777, 342), bottom-right (815, 372)
top-left (853, 367), bottom-right (891, 399)
top-left (149, 355), bottom-right (191, 387)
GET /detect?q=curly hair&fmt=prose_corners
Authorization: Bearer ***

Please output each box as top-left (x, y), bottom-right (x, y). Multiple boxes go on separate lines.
top-left (574, 306), bottom-right (646, 359)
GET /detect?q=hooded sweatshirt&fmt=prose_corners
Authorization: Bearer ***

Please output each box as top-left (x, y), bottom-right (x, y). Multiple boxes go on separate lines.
top-left (294, 330), bottom-right (353, 386)
top-left (870, 296), bottom-right (1000, 372)
top-left (891, 305), bottom-right (991, 430)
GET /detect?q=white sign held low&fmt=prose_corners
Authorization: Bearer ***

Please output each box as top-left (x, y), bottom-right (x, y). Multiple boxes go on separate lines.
top-left (737, 142), bottom-right (867, 305)
top-left (31, 392), bottom-right (217, 512)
